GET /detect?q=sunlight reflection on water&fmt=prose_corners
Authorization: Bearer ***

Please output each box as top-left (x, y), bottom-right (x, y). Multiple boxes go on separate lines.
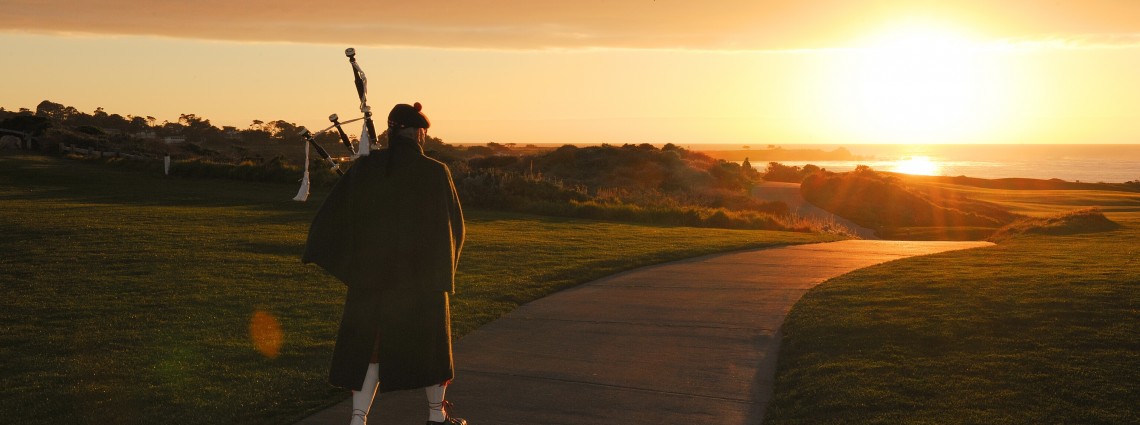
top-left (743, 158), bottom-right (1140, 183)
top-left (890, 156), bottom-right (940, 176)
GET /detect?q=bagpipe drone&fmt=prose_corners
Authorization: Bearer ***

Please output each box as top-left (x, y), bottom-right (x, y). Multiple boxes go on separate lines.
top-left (293, 47), bottom-right (378, 202)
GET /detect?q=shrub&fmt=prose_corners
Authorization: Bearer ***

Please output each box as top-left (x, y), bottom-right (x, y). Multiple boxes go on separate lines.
top-left (75, 125), bottom-right (104, 136)
top-left (457, 169), bottom-right (588, 210)
top-left (763, 162), bottom-right (806, 183)
top-left (801, 166), bottom-right (1015, 229)
top-left (92, 155), bottom-right (307, 185)
top-left (436, 144), bottom-right (836, 232)
top-left (990, 208), bottom-right (1121, 241)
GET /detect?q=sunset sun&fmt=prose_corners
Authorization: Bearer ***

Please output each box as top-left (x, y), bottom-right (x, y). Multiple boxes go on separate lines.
top-left (892, 156), bottom-right (941, 176)
top-left (825, 22), bottom-right (1007, 144)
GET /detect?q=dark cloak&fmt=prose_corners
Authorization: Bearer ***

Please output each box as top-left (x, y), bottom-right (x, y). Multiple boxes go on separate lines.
top-left (302, 140), bottom-right (464, 391)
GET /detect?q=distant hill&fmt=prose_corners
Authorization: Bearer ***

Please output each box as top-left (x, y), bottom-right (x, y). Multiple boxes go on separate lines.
top-left (895, 173), bottom-right (1140, 193)
top-left (449, 143), bottom-right (782, 217)
top-left (699, 146), bottom-right (863, 162)
top-left (801, 165), bottom-right (1021, 235)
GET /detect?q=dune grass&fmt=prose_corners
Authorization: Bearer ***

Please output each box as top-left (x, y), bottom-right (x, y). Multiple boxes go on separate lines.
top-left (0, 152), bottom-right (836, 425)
top-left (765, 190), bottom-right (1140, 423)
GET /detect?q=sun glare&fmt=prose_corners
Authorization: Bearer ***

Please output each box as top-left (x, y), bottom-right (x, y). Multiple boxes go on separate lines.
top-left (824, 22), bottom-right (1007, 144)
top-left (892, 156), bottom-right (941, 176)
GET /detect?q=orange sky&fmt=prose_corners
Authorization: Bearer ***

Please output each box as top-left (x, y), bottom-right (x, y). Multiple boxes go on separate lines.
top-left (3, 0), bottom-right (1139, 144)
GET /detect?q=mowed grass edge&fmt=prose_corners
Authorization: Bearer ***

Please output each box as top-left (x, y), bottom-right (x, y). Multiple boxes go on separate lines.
top-left (0, 152), bottom-right (838, 425)
top-left (765, 188), bottom-right (1140, 424)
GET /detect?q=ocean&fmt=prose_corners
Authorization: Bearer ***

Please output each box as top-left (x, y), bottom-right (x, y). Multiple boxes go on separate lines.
top-left (739, 144), bottom-right (1140, 183)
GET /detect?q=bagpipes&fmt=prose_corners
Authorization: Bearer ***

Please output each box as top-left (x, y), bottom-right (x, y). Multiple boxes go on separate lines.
top-left (293, 47), bottom-right (379, 202)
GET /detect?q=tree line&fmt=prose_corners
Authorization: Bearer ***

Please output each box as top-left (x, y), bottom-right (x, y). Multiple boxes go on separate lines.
top-left (0, 100), bottom-right (309, 146)
top-left (0, 100), bottom-right (855, 234)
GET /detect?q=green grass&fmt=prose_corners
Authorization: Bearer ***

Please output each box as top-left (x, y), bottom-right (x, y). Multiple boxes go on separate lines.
top-left (873, 176), bottom-right (1140, 240)
top-left (0, 152), bottom-right (837, 425)
top-left (907, 180), bottom-right (1140, 217)
top-left (765, 196), bottom-right (1140, 422)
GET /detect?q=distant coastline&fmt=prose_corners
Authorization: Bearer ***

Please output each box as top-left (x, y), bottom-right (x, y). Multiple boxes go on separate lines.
top-left (450, 143), bottom-right (1140, 162)
top-left (729, 144), bottom-right (1140, 184)
top-left (448, 143), bottom-right (1140, 183)
top-left (447, 143), bottom-right (868, 161)
top-left (699, 146), bottom-right (865, 162)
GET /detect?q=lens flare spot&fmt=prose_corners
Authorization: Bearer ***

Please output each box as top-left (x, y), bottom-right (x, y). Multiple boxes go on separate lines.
top-left (249, 310), bottom-right (283, 359)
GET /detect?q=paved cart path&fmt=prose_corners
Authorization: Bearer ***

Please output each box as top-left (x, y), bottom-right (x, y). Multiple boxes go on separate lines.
top-left (296, 240), bottom-right (992, 425)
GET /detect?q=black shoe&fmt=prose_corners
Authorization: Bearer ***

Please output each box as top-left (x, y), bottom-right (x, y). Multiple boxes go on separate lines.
top-left (426, 400), bottom-right (467, 425)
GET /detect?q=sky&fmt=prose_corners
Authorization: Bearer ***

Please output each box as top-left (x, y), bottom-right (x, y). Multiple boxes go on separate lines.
top-left (2, 0), bottom-right (1140, 145)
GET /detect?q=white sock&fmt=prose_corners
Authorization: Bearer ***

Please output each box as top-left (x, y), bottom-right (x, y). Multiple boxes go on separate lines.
top-left (350, 363), bottom-right (380, 425)
top-left (425, 383), bottom-right (447, 422)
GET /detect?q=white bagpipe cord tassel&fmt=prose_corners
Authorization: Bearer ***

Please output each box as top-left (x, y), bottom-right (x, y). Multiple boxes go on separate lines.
top-left (357, 121), bottom-right (371, 157)
top-left (294, 170), bottom-right (310, 202)
top-left (293, 139), bottom-right (311, 202)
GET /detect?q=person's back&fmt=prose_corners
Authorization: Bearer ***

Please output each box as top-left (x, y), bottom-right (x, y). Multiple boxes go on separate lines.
top-left (303, 102), bottom-right (467, 425)
top-left (347, 138), bottom-right (463, 293)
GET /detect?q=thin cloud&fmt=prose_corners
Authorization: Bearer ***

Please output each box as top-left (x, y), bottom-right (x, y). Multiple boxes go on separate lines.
top-left (3, 0), bottom-right (1140, 50)
top-left (0, 0), bottom-right (787, 49)
top-left (996, 33), bottom-right (1140, 50)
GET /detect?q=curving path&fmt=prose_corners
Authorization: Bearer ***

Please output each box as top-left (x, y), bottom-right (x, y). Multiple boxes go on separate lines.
top-left (297, 240), bottom-right (992, 425)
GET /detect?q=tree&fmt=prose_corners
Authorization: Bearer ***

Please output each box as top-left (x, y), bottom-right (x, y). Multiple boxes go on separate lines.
top-left (265, 120), bottom-right (300, 140)
top-left (129, 116), bottom-right (149, 130)
top-left (486, 142), bottom-right (512, 154)
top-left (423, 134), bottom-right (447, 151)
top-left (35, 100), bottom-right (77, 122)
top-left (35, 100), bottom-right (64, 119)
top-left (174, 113), bottom-right (220, 141)
top-left (239, 127), bottom-right (272, 144)
top-left (178, 113), bottom-right (207, 127)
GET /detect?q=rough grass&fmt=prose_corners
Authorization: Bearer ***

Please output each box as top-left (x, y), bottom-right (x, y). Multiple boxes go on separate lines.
top-left (902, 180), bottom-right (1140, 217)
top-left (0, 152), bottom-right (837, 425)
top-left (989, 207), bottom-right (1122, 242)
top-left (867, 180), bottom-right (1140, 240)
top-left (765, 206), bottom-right (1140, 422)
